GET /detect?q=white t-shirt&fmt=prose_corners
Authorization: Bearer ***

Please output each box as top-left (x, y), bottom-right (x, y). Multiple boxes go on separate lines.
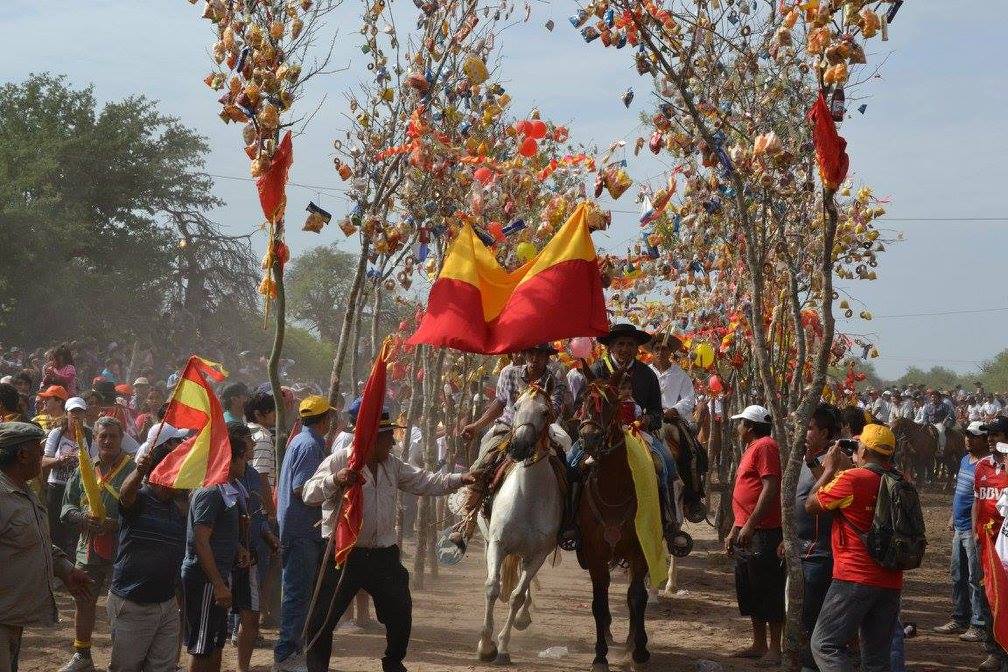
top-left (44, 426), bottom-right (90, 485)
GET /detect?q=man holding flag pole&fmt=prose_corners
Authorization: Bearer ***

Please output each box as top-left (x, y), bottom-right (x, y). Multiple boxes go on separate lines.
top-left (301, 340), bottom-right (475, 672)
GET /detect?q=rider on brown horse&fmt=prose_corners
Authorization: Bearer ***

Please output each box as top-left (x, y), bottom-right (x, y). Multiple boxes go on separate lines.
top-left (449, 344), bottom-right (573, 552)
top-left (562, 323), bottom-right (680, 550)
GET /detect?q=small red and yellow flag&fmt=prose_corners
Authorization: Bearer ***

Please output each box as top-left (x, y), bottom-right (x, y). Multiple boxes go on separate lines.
top-left (407, 201), bottom-right (609, 354)
top-left (148, 356), bottom-right (230, 490)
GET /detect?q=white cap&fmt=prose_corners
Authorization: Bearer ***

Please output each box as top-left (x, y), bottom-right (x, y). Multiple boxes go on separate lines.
top-left (0, 375), bottom-right (12, 384)
top-left (136, 422), bottom-right (189, 461)
top-left (133, 377), bottom-right (150, 386)
top-left (731, 404), bottom-right (772, 424)
top-left (65, 397), bottom-right (88, 412)
top-left (967, 421), bottom-right (987, 436)
top-left (882, 390), bottom-right (892, 397)
top-left (997, 442), bottom-right (1008, 454)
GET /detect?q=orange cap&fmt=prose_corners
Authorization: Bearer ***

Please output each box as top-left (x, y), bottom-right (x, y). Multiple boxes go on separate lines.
top-left (38, 385), bottom-right (69, 401)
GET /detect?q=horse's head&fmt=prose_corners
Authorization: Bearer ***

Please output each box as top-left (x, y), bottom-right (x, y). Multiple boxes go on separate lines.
top-left (508, 374), bottom-right (555, 462)
top-left (576, 367), bottom-right (623, 458)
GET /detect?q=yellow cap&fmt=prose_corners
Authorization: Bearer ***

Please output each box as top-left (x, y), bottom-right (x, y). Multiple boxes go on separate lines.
top-left (861, 423), bottom-right (895, 455)
top-left (298, 395), bottom-right (332, 419)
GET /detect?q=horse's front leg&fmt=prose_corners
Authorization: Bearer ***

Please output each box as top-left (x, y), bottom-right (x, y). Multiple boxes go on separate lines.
top-left (589, 565), bottom-right (612, 672)
top-left (478, 540), bottom-right (502, 661)
top-left (626, 573), bottom-right (650, 669)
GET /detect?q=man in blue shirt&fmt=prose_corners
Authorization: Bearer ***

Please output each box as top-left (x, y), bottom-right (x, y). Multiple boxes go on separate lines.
top-left (274, 395), bottom-right (333, 671)
top-left (934, 420), bottom-right (990, 646)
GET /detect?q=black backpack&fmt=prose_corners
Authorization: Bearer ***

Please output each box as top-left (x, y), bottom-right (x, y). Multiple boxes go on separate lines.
top-left (854, 463), bottom-right (927, 571)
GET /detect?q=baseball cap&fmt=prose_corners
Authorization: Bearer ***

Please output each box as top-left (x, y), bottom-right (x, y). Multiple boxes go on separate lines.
top-left (731, 405), bottom-right (772, 424)
top-left (64, 397), bottom-right (88, 413)
top-left (115, 383), bottom-right (134, 396)
top-left (133, 377), bottom-right (150, 386)
top-left (38, 385), bottom-right (69, 401)
top-left (967, 421), bottom-right (987, 436)
top-left (861, 423), bottom-right (895, 456)
top-left (980, 417), bottom-right (1008, 436)
top-left (345, 397), bottom-right (363, 420)
top-left (997, 442), bottom-right (1008, 455)
top-left (143, 422), bottom-right (188, 450)
top-left (299, 394), bottom-right (332, 418)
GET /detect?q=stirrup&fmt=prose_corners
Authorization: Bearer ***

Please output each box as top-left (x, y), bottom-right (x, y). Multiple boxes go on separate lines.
top-left (447, 530), bottom-right (467, 554)
top-left (558, 527), bottom-right (580, 552)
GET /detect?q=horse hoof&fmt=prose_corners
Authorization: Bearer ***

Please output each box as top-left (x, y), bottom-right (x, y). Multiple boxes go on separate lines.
top-left (494, 653), bottom-right (512, 666)
top-left (514, 614), bottom-right (532, 631)
top-left (478, 643), bottom-right (498, 662)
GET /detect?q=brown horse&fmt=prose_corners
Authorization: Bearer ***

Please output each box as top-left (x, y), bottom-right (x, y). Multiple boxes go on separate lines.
top-left (891, 418), bottom-right (965, 488)
top-left (575, 371), bottom-right (653, 672)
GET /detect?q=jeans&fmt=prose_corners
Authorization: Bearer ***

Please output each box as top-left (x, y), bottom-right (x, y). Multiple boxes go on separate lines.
top-left (811, 580), bottom-right (901, 672)
top-left (275, 536), bottom-right (326, 663)
top-left (801, 556), bottom-right (833, 671)
top-left (305, 546), bottom-right (411, 672)
top-left (890, 617), bottom-right (905, 672)
top-left (951, 528), bottom-right (988, 628)
top-left (568, 432), bottom-right (677, 496)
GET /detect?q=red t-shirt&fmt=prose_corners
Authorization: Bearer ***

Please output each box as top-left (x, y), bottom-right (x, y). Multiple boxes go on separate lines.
top-left (974, 456), bottom-right (1008, 537)
top-left (816, 468), bottom-right (903, 590)
top-left (732, 436), bottom-right (782, 528)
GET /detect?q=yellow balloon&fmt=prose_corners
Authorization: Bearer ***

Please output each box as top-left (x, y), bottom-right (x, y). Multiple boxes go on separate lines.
top-left (516, 241), bottom-right (537, 262)
top-left (693, 342), bottom-right (715, 369)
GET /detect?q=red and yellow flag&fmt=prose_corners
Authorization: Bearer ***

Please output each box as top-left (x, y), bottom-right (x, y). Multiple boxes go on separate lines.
top-left (149, 356), bottom-right (230, 490)
top-left (408, 202), bottom-right (609, 354)
top-left (335, 339), bottom-right (393, 566)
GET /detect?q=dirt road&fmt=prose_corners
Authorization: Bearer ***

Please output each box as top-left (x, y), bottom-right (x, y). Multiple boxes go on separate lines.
top-left (19, 490), bottom-right (983, 671)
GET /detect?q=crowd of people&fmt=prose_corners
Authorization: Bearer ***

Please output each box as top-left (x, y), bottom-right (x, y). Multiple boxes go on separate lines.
top-left (1, 333), bottom-right (1007, 672)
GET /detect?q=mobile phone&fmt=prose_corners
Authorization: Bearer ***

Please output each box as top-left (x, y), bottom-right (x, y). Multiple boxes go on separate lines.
top-left (837, 439), bottom-right (858, 456)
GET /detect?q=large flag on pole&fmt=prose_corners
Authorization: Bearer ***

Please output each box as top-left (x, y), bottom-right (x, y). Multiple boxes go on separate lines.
top-left (334, 338), bottom-right (393, 566)
top-left (981, 520), bottom-right (1008, 650)
top-left (149, 356), bottom-right (230, 490)
top-left (407, 201), bottom-right (609, 354)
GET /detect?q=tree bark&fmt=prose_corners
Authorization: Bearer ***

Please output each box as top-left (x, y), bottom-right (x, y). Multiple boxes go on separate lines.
top-left (268, 254), bottom-right (288, 469)
top-left (325, 239), bottom-right (370, 406)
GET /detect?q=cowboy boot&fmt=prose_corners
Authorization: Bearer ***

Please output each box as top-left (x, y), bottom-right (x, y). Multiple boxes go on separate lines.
top-left (448, 466), bottom-right (492, 552)
top-left (558, 480), bottom-right (583, 551)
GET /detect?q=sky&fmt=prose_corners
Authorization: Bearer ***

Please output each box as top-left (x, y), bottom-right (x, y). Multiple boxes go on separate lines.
top-left (3, 1), bottom-right (1006, 379)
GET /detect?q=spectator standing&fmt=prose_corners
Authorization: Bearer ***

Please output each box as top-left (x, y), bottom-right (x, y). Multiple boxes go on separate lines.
top-left (41, 398), bottom-right (91, 556)
top-left (220, 383), bottom-right (250, 424)
top-left (973, 417), bottom-right (1008, 671)
top-left (301, 413), bottom-right (474, 672)
top-left (805, 424), bottom-right (904, 672)
top-left (790, 404), bottom-right (842, 671)
top-left (32, 385), bottom-right (68, 431)
top-left (273, 396), bottom-right (332, 671)
top-left (180, 422), bottom-right (252, 672)
top-left (42, 345), bottom-right (78, 397)
top-left (727, 405), bottom-right (785, 665)
top-left (106, 437), bottom-right (188, 672)
top-left (59, 417), bottom-right (136, 672)
top-left (0, 383), bottom-right (23, 422)
top-left (934, 421), bottom-right (991, 644)
top-left (245, 391), bottom-right (278, 487)
top-left (1, 422), bottom-right (94, 672)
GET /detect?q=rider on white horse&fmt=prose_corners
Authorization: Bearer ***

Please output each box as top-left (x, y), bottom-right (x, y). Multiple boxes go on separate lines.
top-left (449, 344), bottom-right (573, 552)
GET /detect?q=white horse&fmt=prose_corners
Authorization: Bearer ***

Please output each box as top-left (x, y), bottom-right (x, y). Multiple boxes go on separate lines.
top-left (476, 383), bottom-right (566, 665)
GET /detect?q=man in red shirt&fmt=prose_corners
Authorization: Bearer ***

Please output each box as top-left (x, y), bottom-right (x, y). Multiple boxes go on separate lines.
top-left (974, 416), bottom-right (1008, 671)
top-left (727, 404), bottom-right (784, 664)
top-left (806, 424), bottom-right (902, 672)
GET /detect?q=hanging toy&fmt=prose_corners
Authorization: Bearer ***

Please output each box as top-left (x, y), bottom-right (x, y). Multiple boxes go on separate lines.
top-left (622, 88), bottom-right (634, 107)
top-left (302, 202), bottom-right (332, 233)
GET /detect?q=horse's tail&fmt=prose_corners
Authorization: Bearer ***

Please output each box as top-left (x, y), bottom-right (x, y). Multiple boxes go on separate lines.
top-left (499, 554), bottom-right (520, 603)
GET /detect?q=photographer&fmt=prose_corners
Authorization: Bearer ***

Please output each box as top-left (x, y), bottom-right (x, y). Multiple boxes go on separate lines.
top-left (106, 426), bottom-right (189, 672)
top-left (805, 424), bottom-right (903, 672)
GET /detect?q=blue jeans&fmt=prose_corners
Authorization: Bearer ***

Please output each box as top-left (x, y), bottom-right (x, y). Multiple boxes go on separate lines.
top-left (890, 617), bottom-right (905, 672)
top-left (951, 528), bottom-right (988, 628)
top-left (275, 536), bottom-right (326, 663)
top-left (568, 433), bottom-right (677, 500)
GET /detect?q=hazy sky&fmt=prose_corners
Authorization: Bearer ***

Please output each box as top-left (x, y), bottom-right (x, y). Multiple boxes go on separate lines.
top-left (4, 1), bottom-right (1006, 379)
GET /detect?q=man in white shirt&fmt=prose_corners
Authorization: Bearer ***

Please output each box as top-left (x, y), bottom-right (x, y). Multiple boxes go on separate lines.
top-left (647, 333), bottom-right (696, 424)
top-left (983, 394), bottom-right (1003, 421)
top-left (302, 414), bottom-right (474, 672)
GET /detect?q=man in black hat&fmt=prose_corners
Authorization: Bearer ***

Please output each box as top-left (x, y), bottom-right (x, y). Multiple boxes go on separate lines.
top-left (448, 344), bottom-right (572, 551)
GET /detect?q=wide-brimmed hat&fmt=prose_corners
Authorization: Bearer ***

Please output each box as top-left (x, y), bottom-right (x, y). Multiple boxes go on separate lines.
top-left (92, 380), bottom-right (118, 403)
top-left (981, 417), bottom-right (1008, 436)
top-left (598, 323), bottom-right (652, 346)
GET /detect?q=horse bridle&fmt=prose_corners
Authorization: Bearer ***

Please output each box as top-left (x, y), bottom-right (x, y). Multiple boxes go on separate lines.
top-left (577, 379), bottom-right (623, 458)
top-left (506, 383), bottom-right (557, 463)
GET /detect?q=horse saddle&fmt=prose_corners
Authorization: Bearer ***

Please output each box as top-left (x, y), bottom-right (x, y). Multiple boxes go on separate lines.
top-left (481, 442), bottom-right (569, 520)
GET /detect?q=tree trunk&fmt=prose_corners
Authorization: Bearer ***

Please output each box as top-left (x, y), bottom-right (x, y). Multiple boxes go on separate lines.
top-left (325, 240), bottom-right (370, 406)
top-left (397, 348), bottom-right (423, 547)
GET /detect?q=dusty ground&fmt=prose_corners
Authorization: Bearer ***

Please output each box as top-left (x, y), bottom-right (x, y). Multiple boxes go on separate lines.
top-left (19, 490), bottom-right (980, 671)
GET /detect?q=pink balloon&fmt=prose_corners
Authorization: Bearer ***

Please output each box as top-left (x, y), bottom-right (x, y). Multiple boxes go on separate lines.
top-left (569, 336), bottom-right (594, 359)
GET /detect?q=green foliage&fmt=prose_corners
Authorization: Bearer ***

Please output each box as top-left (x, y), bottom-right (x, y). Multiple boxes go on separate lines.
top-left (979, 351), bottom-right (1008, 393)
top-left (285, 244), bottom-right (359, 342)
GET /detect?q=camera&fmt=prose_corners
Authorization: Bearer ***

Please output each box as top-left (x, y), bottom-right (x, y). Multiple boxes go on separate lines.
top-left (837, 439), bottom-right (858, 456)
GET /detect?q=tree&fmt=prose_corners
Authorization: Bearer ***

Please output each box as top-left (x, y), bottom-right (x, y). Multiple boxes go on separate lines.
top-left (285, 245), bottom-right (359, 342)
top-left (0, 73), bottom-right (254, 351)
top-left (980, 350), bottom-right (1008, 392)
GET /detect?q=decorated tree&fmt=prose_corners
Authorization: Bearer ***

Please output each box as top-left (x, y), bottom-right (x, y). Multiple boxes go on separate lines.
top-left (575, 0), bottom-right (906, 661)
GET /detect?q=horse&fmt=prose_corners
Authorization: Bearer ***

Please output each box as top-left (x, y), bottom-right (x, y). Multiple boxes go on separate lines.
top-left (575, 371), bottom-right (656, 672)
top-left (475, 382), bottom-right (565, 665)
top-left (891, 418), bottom-right (965, 488)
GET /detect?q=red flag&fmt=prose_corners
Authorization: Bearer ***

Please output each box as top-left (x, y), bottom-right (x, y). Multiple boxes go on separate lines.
top-left (980, 526), bottom-right (1008, 650)
top-left (808, 92), bottom-right (849, 191)
top-left (149, 356), bottom-right (230, 489)
top-left (334, 340), bottom-right (393, 565)
top-left (257, 130), bottom-right (293, 223)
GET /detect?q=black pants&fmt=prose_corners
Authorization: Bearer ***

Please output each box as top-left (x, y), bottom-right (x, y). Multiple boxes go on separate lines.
top-left (46, 482), bottom-right (76, 557)
top-left (734, 527), bottom-right (786, 623)
top-left (305, 545), bottom-right (412, 672)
